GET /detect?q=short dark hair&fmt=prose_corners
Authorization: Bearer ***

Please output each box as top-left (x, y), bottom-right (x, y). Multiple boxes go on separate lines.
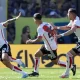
top-left (33, 13), bottom-right (42, 20)
top-left (68, 8), bottom-right (77, 14)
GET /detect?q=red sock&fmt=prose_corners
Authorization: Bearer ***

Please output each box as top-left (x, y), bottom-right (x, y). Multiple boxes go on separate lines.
top-left (34, 57), bottom-right (40, 73)
top-left (58, 60), bottom-right (66, 67)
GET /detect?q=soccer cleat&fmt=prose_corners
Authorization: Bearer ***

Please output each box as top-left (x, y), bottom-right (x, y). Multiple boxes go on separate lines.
top-left (29, 72), bottom-right (39, 77)
top-left (22, 73), bottom-right (28, 78)
top-left (20, 62), bottom-right (25, 68)
top-left (71, 64), bottom-right (76, 76)
top-left (60, 74), bottom-right (69, 78)
top-left (17, 59), bottom-right (25, 68)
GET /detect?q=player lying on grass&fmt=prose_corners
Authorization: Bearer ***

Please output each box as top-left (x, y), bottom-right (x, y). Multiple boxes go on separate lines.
top-left (0, 12), bottom-right (28, 78)
top-left (26, 13), bottom-right (75, 77)
top-left (54, 8), bottom-right (79, 78)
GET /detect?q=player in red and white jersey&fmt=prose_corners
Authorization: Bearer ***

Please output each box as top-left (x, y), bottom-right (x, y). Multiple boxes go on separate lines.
top-left (0, 13), bottom-right (28, 78)
top-left (54, 8), bottom-right (80, 78)
top-left (26, 13), bottom-right (75, 77)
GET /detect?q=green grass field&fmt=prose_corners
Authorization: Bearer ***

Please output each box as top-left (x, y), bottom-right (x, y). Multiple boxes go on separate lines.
top-left (0, 68), bottom-right (80, 80)
top-left (14, 17), bottom-right (69, 44)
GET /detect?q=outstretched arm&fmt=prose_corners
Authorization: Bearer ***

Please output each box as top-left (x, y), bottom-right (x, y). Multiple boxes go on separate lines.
top-left (26, 37), bottom-right (42, 44)
top-left (56, 26), bottom-right (71, 30)
top-left (57, 25), bottom-right (77, 38)
top-left (51, 23), bottom-right (71, 30)
top-left (3, 12), bottom-right (21, 27)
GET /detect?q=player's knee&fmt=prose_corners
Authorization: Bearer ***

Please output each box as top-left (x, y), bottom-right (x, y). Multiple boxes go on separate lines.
top-left (2, 54), bottom-right (8, 61)
top-left (35, 51), bottom-right (42, 57)
top-left (52, 59), bottom-right (58, 64)
top-left (35, 53), bottom-right (40, 57)
top-left (2, 56), bottom-right (7, 61)
top-left (66, 52), bottom-right (73, 57)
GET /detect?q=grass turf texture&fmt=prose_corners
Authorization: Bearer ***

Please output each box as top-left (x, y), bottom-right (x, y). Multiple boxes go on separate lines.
top-left (14, 17), bottom-right (69, 44)
top-left (0, 68), bottom-right (80, 80)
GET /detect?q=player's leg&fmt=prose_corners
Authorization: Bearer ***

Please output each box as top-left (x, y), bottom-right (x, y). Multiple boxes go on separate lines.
top-left (8, 45), bottom-right (25, 68)
top-left (48, 50), bottom-right (66, 67)
top-left (29, 49), bottom-right (43, 76)
top-left (60, 49), bottom-right (76, 78)
top-left (61, 43), bottom-right (80, 78)
top-left (29, 45), bottom-right (47, 76)
top-left (1, 53), bottom-right (28, 78)
top-left (9, 56), bottom-right (25, 68)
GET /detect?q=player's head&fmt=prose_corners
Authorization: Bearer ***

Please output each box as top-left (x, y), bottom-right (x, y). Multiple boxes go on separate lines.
top-left (67, 8), bottom-right (77, 20)
top-left (33, 13), bottom-right (42, 25)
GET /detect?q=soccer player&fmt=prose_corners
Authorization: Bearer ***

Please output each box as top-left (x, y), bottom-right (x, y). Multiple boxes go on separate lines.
top-left (26, 13), bottom-right (75, 77)
top-left (54, 8), bottom-right (79, 78)
top-left (0, 13), bottom-right (28, 78)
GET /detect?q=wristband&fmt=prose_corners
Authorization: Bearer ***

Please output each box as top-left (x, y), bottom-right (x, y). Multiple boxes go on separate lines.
top-left (57, 27), bottom-right (60, 29)
top-left (60, 33), bottom-right (65, 37)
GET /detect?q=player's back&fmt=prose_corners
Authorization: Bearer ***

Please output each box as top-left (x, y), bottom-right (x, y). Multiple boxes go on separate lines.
top-left (37, 22), bottom-right (57, 51)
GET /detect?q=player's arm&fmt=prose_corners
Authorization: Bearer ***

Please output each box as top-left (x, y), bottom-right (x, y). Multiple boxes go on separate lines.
top-left (2, 12), bottom-right (21, 27)
top-left (57, 25), bottom-right (77, 38)
top-left (56, 26), bottom-right (71, 30)
top-left (51, 23), bottom-right (71, 30)
top-left (26, 37), bottom-right (42, 44)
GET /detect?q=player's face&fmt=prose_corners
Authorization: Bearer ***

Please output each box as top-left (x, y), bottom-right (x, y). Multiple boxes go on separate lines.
top-left (33, 18), bottom-right (37, 24)
top-left (67, 11), bottom-right (73, 20)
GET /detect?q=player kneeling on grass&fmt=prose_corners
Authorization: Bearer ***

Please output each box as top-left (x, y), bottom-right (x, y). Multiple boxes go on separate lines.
top-left (0, 13), bottom-right (28, 78)
top-left (26, 13), bottom-right (76, 77)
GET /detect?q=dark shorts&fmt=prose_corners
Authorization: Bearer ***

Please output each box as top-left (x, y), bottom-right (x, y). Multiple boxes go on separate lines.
top-left (72, 42), bottom-right (80, 55)
top-left (0, 44), bottom-right (12, 59)
top-left (40, 45), bottom-right (57, 60)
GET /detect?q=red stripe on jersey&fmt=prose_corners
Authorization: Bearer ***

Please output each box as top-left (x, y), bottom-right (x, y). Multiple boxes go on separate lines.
top-left (43, 25), bottom-right (57, 44)
top-left (43, 25), bottom-right (57, 36)
top-left (1, 29), bottom-right (6, 43)
top-left (43, 34), bottom-right (56, 51)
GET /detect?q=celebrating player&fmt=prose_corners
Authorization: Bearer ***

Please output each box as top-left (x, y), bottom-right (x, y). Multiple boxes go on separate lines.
top-left (26, 13), bottom-right (75, 77)
top-left (0, 13), bottom-right (28, 78)
top-left (54, 8), bottom-right (79, 78)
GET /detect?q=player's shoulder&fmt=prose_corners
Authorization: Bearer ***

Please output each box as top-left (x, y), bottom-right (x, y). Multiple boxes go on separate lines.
top-left (74, 16), bottom-right (80, 22)
top-left (74, 16), bottom-right (80, 25)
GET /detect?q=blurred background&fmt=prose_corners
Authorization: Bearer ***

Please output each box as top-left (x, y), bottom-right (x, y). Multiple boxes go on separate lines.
top-left (0, 0), bottom-right (80, 44)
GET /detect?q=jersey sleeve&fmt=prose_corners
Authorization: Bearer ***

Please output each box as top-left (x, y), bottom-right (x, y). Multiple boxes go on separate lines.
top-left (37, 27), bottom-right (44, 38)
top-left (0, 23), bottom-right (5, 29)
top-left (73, 20), bottom-right (80, 27)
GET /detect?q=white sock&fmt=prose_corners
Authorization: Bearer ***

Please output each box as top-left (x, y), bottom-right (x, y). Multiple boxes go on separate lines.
top-left (12, 66), bottom-right (26, 75)
top-left (9, 57), bottom-right (22, 65)
top-left (34, 57), bottom-right (40, 73)
top-left (65, 52), bottom-right (73, 75)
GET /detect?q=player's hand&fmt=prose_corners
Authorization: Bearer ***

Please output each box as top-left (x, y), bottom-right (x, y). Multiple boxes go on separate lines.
top-left (54, 26), bottom-right (57, 30)
top-left (26, 39), bottom-right (33, 44)
top-left (50, 22), bottom-right (57, 29)
top-left (16, 12), bottom-right (21, 19)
